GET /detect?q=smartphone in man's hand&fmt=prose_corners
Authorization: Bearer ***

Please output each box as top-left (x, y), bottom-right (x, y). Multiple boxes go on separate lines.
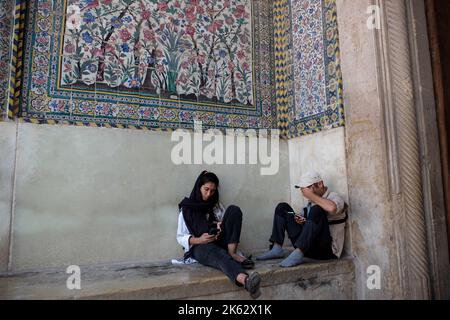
top-left (288, 211), bottom-right (306, 225)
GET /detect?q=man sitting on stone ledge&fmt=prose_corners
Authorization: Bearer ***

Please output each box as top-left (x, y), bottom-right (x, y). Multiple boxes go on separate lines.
top-left (257, 171), bottom-right (348, 267)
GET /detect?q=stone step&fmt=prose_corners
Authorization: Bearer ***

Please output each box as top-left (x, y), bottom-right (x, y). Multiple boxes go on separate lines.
top-left (0, 257), bottom-right (355, 300)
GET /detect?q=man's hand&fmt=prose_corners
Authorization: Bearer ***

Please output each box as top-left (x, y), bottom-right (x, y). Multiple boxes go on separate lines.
top-left (300, 187), bottom-right (338, 215)
top-left (301, 187), bottom-right (316, 200)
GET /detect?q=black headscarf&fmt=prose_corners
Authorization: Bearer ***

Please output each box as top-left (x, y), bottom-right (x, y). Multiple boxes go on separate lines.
top-left (178, 171), bottom-right (220, 238)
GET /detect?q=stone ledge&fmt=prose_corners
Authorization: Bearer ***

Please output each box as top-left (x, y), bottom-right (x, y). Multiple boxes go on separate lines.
top-left (0, 257), bottom-right (355, 300)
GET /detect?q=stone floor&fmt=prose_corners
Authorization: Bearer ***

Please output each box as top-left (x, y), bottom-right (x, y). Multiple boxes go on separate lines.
top-left (0, 255), bottom-right (355, 300)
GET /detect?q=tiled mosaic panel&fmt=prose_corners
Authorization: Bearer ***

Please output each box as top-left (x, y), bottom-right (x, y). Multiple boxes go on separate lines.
top-left (275, 0), bottom-right (344, 138)
top-left (62, 0), bottom-right (254, 106)
top-left (0, 0), bottom-right (14, 119)
top-left (292, 0), bottom-right (326, 119)
top-left (22, 0), bottom-right (277, 131)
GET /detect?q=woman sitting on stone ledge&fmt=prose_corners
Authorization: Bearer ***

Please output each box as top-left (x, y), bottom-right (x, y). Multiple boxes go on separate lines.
top-left (176, 170), bottom-right (261, 299)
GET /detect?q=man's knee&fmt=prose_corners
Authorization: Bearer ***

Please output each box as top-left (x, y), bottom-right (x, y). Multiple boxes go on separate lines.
top-left (275, 202), bottom-right (292, 217)
top-left (308, 205), bottom-right (327, 223)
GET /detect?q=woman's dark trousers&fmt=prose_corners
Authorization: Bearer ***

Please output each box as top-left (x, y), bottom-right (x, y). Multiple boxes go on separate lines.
top-left (191, 205), bottom-right (245, 284)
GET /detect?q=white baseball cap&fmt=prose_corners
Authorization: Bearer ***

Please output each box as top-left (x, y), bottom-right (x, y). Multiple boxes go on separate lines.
top-left (295, 171), bottom-right (323, 189)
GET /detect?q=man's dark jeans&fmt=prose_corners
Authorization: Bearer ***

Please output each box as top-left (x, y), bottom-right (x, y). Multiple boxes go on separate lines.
top-left (269, 202), bottom-right (337, 260)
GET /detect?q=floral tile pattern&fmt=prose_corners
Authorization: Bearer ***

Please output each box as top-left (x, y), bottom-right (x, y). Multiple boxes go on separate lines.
top-left (0, 0), bottom-right (14, 119)
top-left (61, 0), bottom-right (254, 105)
top-left (11, 0), bottom-right (343, 136)
top-left (21, 0), bottom-right (277, 131)
top-left (292, 0), bottom-right (326, 119)
top-left (275, 0), bottom-right (345, 138)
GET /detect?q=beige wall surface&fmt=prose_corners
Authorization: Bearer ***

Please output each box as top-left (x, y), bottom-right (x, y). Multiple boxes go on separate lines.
top-left (288, 127), bottom-right (349, 211)
top-left (4, 122), bottom-right (290, 271)
top-left (1, 121), bottom-right (351, 274)
top-left (288, 127), bottom-right (350, 256)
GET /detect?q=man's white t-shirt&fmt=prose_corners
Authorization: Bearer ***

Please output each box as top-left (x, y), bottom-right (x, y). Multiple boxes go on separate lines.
top-left (307, 189), bottom-right (347, 258)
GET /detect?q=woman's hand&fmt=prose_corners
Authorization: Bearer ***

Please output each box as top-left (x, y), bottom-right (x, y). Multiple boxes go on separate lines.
top-left (195, 233), bottom-right (217, 245)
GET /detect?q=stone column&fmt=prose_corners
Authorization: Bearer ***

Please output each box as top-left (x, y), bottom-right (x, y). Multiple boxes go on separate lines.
top-left (0, 122), bottom-right (17, 273)
top-left (408, 0), bottom-right (450, 300)
top-left (0, 0), bottom-right (18, 273)
top-left (380, 0), bottom-right (431, 299)
top-left (336, 0), bottom-right (450, 299)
